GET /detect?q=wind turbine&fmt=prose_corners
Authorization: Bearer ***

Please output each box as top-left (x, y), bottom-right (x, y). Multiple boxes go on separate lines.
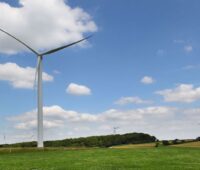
top-left (0, 28), bottom-right (91, 148)
top-left (3, 133), bottom-right (6, 145)
top-left (113, 126), bottom-right (120, 135)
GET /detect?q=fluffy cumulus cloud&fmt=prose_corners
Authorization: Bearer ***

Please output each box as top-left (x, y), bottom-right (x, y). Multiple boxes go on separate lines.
top-left (5, 105), bottom-right (180, 143)
top-left (66, 83), bottom-right (91, 96)
top-left (141, 76), bottom-right (155, 84)
top-left (101, 106), bottom-right (176, 122)
top-left (0, 0), bottom-right (97, 54)
top-left (5, 105), bottom-right (200, 143)
top-left (156, 84), bottom-right (200, 103)
top-left (114, 96), bottom-right (152, 105)
top-left (8, 105), bottom-right (98, 130)
top-left (0, 62), bottom-right (53, 89)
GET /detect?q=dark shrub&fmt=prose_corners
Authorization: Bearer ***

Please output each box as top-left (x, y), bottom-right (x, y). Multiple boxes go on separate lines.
top-left (172, 139), bottom-right (179, 144)
top-left (155, 140), bottom-right (159, 147)
top-left (196, 137), bottom-right (200, 141)
top-left (162, 140), bottom-right (170, 146)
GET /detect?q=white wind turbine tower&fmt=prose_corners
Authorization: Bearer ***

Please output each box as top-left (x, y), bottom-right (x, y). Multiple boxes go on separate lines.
top-left (0, 28), bottom-right (91, 148)
top-left (113, 126), bottom-right (120, 135)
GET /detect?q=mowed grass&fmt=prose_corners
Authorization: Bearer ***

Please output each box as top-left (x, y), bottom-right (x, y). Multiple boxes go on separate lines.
top-left (0, 146), bottom-right (200, 170)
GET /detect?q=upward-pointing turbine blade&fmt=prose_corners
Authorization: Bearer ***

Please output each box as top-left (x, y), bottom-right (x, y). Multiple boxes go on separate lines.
top-left (40, 35), bottom-right (93, 56)
top-left (0, 28), bottom-right (39, 55)
top-left (33, 56), bottom-right (40, 89)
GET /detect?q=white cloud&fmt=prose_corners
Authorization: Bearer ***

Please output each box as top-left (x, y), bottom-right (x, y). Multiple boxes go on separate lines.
top-left (183, 108), bottom-right (200, 120)
top-left (141, 76), bottom-right (155, 84)
top-left (114, 96), bottom-right (152, 105)
top-left (7, 105), bottom-right (176, 133)
top-left (0, 0), bottom-right (97, 54)
top-left (0, 62), bottom-right (53, 89)
top-left (66, 83), bottom-right (91, 96)
top-left (173, 40), bottom-right (193, 53)
top-left (156, 84), bottom-right (200, 103)
top-left (8, 105), bottom-right (98, 130)
top-left (184, 45), bottom-right (193, 52)
top-left (4, 105), bottom-right (200, 143)
top-left (15, 120), bottom-right (64, 130)
top-left (101, 106), bottom-right (175, 122)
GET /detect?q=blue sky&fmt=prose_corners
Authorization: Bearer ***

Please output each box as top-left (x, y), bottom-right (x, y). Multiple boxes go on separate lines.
top-left (0, 0), bottom-right (200, 143)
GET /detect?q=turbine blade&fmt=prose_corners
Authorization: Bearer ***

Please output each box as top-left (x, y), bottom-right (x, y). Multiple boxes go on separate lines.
top-left (33, 56), bottom-right (40, 89)
top-left (0, 28), bottom-right (39, 55)
top-left (40, 35), bottom-right (92, 56)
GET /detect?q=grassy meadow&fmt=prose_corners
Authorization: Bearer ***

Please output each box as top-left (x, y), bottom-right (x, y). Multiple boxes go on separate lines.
top-left (0, 142), bottom-right (200, 170)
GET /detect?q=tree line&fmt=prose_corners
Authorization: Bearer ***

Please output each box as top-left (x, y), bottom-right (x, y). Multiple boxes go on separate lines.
top-left (0, 132), bottom-right (156, 148)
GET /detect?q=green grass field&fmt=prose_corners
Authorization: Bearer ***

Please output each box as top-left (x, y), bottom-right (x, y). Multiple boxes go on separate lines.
top-left (0, 144), bottom-right (200, 170)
